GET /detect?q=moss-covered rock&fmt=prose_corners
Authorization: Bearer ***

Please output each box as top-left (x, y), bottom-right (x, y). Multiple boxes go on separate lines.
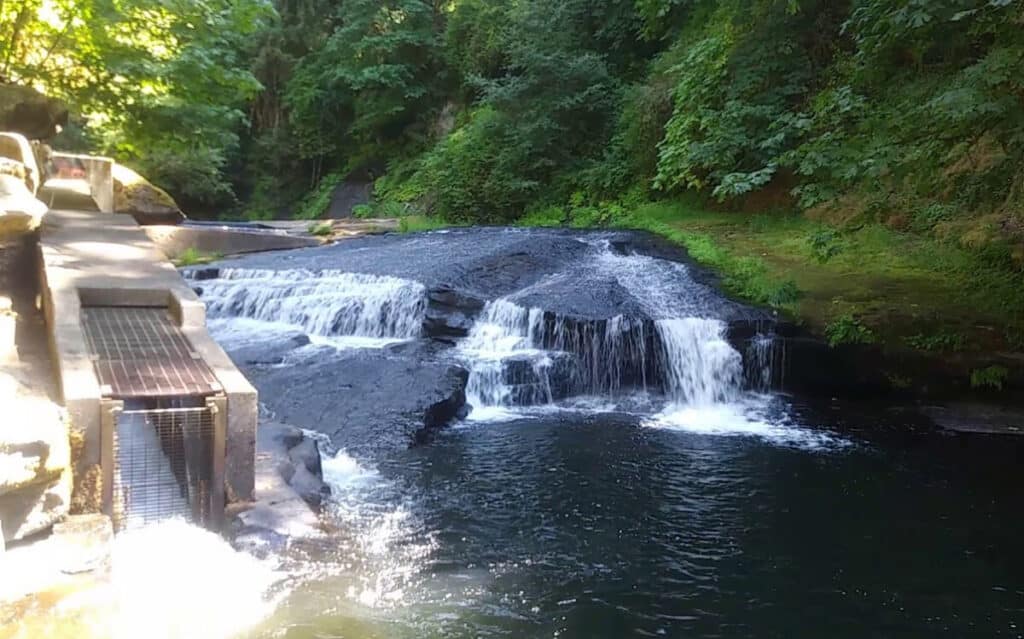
top-left (112, 163), bottom-right (185, 225)
top-left (0, 83), bottom-right (68, 140)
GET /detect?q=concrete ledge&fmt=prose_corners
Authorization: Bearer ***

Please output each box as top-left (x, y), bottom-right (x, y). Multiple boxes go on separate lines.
top-left (144, 225), bottom-right (318, 260)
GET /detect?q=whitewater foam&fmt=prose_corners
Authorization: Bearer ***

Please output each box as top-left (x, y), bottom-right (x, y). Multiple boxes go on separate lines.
top-left (198, 268), bottom-right (427, 340)
top-left (320, 449), bottom-right (437, 609)
top-left (111, 519), bottom-right (283, 639)
top-left (644, 396), bottom-right (847, 450)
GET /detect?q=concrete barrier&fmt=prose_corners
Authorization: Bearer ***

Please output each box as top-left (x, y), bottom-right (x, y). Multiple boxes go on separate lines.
top-left (48, 152), bottom-right (114, 213)
top-left (39, 209), bottom-right (257, 507)
top-left (144, 225), bottom-right (319, 260)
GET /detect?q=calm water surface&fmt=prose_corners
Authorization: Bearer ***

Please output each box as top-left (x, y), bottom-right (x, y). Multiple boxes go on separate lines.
top-left (249, 401), bottom-right (1024, 639)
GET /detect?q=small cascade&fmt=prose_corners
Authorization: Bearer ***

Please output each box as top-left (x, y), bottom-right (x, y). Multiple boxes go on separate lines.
top-left (655, 318), bottom-right (742, 406)
top-left (461, 300), bottom-right (747, 412)
top-left (193, 268), bottom-right (427, 340)
top-left (744, 332), bottom-right (781, 392)
top-left (461, 300), bottom-right (554, 407)
top-left (115, 411), bottom-right (189, 529)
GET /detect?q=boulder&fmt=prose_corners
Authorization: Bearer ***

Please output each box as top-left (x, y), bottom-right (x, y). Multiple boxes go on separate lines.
top-left (0, 132), bottom-right (40, 193)
top-left (0, 83), bottom-right (68, 140)
top-left (245, 349), bottom-right (469, 456)
top-left (0, 469), bottom-right (72, 542)
top-left (0, 405), bottom-right (70, 495)
top-left (112, 163), bottom-right (185, 225)
top-left (0, 174), bottom-right (46, 236)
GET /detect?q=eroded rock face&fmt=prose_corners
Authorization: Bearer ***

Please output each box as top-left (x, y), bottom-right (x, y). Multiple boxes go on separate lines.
top-left (0, 469), bottom-right (72, 542)
top-left (0, 84), bottom-right (68, 140)
top-left (112, 163), bottom-right (184, 225)
top-left (234, 345), bottom-right (469, 457)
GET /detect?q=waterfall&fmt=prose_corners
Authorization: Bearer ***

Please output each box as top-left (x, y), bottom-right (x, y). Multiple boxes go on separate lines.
top-left (461, 300), bottom-right (553, 408)
top-left (744, 332), bottom-right (780, 392)
top-left (655, 318), bottom-right (742, 406)
top-left (194, 268), bottom-right (427, 340)
top-left (461, 300), bottom-right (744, 412)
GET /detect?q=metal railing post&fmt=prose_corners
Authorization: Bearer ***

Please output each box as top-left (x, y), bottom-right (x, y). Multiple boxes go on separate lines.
top-left (206, 396), bottom-right (227, 531)
top-left (100, 399), bottom-right (124, 523)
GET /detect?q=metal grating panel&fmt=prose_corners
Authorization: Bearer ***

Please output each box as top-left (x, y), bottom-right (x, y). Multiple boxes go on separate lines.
top-left (82, 306), bottom-right (222, 398)
top-left (111, 405), bottom-right (215, 530)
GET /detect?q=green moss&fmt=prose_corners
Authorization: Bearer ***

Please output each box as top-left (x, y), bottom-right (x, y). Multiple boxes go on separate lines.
top-left (905, 331), bottom-right (966, 353)
top-left (307, 221), bottom-right (333, 236)
top-left (518, 206), bottom-right (567, 228)
top-left (970, 366), bottom-right (1009, 390)
top-left (294, 172), bottom-right (344, 220)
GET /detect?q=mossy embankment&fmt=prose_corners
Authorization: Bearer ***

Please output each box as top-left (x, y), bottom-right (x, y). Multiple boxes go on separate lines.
top-left (390, 198), bottom-right (1023, 397)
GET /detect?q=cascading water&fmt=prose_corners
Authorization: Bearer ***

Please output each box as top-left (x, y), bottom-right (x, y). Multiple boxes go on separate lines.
top-left (655, 318), bottom-right (742, 406)
top-left (458, 240), bottom-right (755, 417)
top-left (459, 301), bottom-right (745, 415)
top-left (192, 268), bottom-right (426, 342)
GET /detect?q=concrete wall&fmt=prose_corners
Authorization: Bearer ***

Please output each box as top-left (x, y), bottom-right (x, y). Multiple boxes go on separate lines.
top-left (39, 209), bottom-right (257, 507)
top-left (49, 152), bottom-right (114, 213)
top-left (144, 225), bottom-right (319, 260)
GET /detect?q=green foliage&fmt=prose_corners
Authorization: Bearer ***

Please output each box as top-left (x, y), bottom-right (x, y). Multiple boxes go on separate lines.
top-left (352, 204), bottom-right (374, 219)
top-left (398, 216), bottom-right (451, 233)
top-left (807, 229), bottom-right (844, 264)
top-left (1, 0), bottom-right (271, 211)
top-left (517, 207), bottom-right (567, 228)
top-left (970, 365), bottom-right (1009, 390)
top-left (905, 331), bottom-right (966, 353)
top-left (294, 172), bottom-right (343, 220)
top-left (284, 0), bottom-right (444, 162)
top-left (825, 314), bottom-right (876, 347)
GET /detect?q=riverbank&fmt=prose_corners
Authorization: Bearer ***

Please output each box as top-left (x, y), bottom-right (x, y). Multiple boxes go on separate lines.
top-left (389, 199), bottom-right (1023, 398)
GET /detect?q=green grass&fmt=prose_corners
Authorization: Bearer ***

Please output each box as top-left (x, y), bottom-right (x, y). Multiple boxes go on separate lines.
top-left (398, 215), bottom-right (453, 233)
top-left (971, 366), bottom-right (1009, 390)
top-left (173, 247), bottom-right (222, 267)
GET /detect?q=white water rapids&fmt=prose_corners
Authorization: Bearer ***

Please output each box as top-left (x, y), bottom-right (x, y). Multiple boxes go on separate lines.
top-left (196, 268), bottom-right (427, 342)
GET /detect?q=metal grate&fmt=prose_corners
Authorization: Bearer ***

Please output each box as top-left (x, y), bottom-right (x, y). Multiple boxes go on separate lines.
top-left (107, 403), bottom-right (221, 531)
top-left (82, 306), bottom-right (222, 398)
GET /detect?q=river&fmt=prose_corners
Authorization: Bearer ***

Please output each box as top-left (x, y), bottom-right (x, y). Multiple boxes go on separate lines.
top-left (183, 227), bottom-right (1022, 638)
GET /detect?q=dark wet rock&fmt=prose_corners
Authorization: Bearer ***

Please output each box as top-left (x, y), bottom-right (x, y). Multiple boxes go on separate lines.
top-left (424, 286), bottom-right (485, 337)
top-left (289, 438), bottom-right (323, 479)
top-left (250, 421), bottom-right (328, 519)
top-left (183, 267), bottom-right (220, 281)
top-left (515, 277), bottom-right (645, 320)
top-left (325, 178), bottom-right (372, 219)
top-left (228, 331), bottom-right (310, 366)
top-left (499, 352), bottom-right (579, 404)
top-left (922, 403), bottom-right (1024, 435)
top-left (244, 349), bottom-right (468, 456)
